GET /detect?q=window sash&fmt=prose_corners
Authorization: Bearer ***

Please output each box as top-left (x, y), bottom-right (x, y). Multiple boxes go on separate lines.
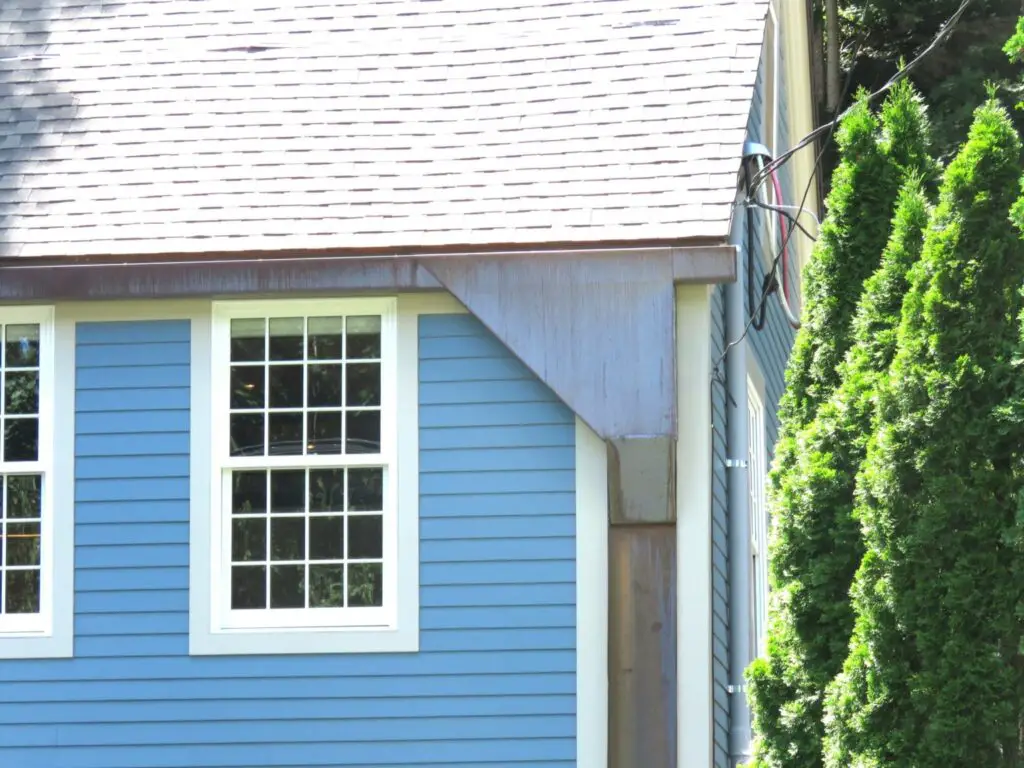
top-left (0, 307), bottom-right (55, 637)
top-left (747, 377), bottom-right (769, 657)
top-left (209, 298), bottom-right (398, 632)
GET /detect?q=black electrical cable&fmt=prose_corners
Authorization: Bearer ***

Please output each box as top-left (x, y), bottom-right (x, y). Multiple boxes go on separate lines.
top-left (749, 0), bottom-right (973, 192)
top-left (745, 161), bottom-right (772, 332)
top-left (745, 198), bottom-right (819, 244)
top-left (713, 0), bottom-right (883, 376)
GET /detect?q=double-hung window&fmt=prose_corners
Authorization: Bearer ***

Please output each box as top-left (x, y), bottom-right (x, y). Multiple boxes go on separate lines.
top-left (193, 297), bottom-right (418, 654)
top-left (747, 374), bottom-right (770, 658)
top-left (0, 307), bottom-right (62, 656)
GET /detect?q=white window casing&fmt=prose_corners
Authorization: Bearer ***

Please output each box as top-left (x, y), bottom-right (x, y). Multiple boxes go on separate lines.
top-left (747, 373), bottom-right (770, 658)
top-left (190, 297), bottom-right (420, 655)
top-left (0, 306), bottom-right (71, 659)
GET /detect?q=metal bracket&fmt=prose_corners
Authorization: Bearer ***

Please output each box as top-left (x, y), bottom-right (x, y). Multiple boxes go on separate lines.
top-left (725, 458), bottom-right (748, 469)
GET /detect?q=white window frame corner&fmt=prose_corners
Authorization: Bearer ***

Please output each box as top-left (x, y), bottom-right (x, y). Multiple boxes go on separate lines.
top-left (189, 296), bottom-right (420, 656)
top-left (0, 305), bottom-right (72, 660)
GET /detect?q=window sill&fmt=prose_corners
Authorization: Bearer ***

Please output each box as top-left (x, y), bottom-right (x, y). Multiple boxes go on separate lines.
top-left (189, 621), bottom-right (419, 656)
top-left (0, 629), bottom-right (72, 660)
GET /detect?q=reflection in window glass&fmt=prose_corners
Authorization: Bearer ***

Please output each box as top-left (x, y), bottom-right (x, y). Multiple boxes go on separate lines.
top-left (228, 315), bottom-right (382, 458)
top-left (222, 310), bottom-right (389, 616)
top-left (228, 467), bottom-right (385, 611)
top-left (2, 324), bottom-right (40, 464)
top-left (0, 474), bottom-right (42, 615)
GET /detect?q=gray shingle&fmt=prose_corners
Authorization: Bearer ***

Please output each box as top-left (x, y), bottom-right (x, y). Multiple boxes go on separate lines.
top-left (0, 0), bottom-right (768, 258)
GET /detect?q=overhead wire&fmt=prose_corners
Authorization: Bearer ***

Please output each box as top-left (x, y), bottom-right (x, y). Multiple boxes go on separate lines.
top-left (713, 0), bottom-right (972, 380)
top-left (749, 0), bottom-right (973, 193)
top-left (744, 198), bottom-right (818, 245)
top-left (713, 1), bottom-right (873, 376)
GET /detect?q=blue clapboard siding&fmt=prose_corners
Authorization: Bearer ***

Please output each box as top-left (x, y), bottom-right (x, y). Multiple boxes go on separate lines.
top-left (0, 314), bottom-right (577, 768)
top-left (711, 40), bottom-right (798, 767)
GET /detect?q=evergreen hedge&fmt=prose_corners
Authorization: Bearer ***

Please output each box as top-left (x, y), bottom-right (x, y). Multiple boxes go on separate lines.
top-left (823, 99), bottom-right (1024, 766)
top-left (747, 82), bottom-right (933, 768)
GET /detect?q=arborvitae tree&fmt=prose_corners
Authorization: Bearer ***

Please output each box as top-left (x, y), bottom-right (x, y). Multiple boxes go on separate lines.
top-left (750, 179), bottom-right (930, 767)
top-left (747, 81), bottom-right (933, 768)
top-left (805, 181), bottom-right (931, 765)
top-left (823, 99), bottom-right (1024, 767)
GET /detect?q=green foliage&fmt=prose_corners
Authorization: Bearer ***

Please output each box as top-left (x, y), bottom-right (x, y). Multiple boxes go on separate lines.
top-left (836, 1), bottom-right (1022, 161)
top-left (1006, 17), bottom-right (1024, 64)
top-left (1006, 17), bottom-right (1024, 110)
top-left (823, 99), bottom-right (1024, 766)
top-left (747, 81), bottom-right (933, 768)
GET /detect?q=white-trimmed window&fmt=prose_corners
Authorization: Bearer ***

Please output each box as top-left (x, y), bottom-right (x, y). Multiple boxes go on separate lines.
top-left (191, 297), bottom-right (419, 655)
top-left (747, 374), bottom-right (769, 657)
top-left (0, 307), bottom-right (62, 656)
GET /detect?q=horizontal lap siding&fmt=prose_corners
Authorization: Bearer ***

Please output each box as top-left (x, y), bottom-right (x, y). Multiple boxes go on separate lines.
top-left (710, 285), bottom-right (731, 768)
top-left (0, 315), bottom-right (577, 768)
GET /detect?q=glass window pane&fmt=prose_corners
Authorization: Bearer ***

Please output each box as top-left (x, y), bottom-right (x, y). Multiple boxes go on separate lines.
top-left (307, 412), bottom-right (342, 455)
top-left (309, 564), bottom-right (344, 608)
top-left (270, 565), bottom-right (305, 608)
top-left (5, 325), bottom-right (39, 369)
top-left (5, 522), bottom-right (40, 566)
top-left (230, 319), bottom-right (265, 362)
top-left (5, 569), bottom-right (39, 613)
top-left (270, 517), bottom-right (305, 561)
top-left (347, 563), bottom-right (382, 607)
top-left (4, 418), bottom-right (37, 462)
top-left (230, 366), bottom-right (265, 410)
top-left (309, 516), bottom-right (344, 561)
top-left (307, 365), bottom-right (342, 407)
top-left (6, 475), bottom-right (41, 519)
top-left (346, 316), bottom-right (381, 359)
top-left (348, 468), bottom-right (384, 511)
top-left (231, 565), bottom-right (266, 609)
top-left (268, 365), bottom-right (303, 408)
top-left (231, 471), bottom-right (267, 515)
top-left (269, 470), bottom-right (305, 513)
top-left (309, 469), bottom-right (345, 513)
top-left (348, 515), bottom-right (383, 559)
top-left (229, 413), bottom-right (264, 457)
top-left (346, 410), bottom-right (380, 453)
top-left (231, 519), bottom-right (266, 562)
top-left (269, 318), bottom-right (303, 361)
top-left (308, 317), bottom-right (343, 360)
top-left (268, 412), bottom-right (302, 455)
top-left (346, 363), bottom-right (380, 407)
top-left (4, 371), bottom-right (38, 415)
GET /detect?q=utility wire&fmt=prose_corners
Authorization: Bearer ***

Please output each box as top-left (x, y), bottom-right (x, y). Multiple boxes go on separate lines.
top-left (713, 3), bottom-right (875, 378)
top-left (714, 0), bottom-right (971, 380)
top-left (743, 198), bottom-right (818, 245)
top-left (749, 0), bottom-right (973, 193)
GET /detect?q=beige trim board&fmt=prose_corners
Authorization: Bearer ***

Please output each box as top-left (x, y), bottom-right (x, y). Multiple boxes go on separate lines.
top-left (675, 284), bottom-right (714, 765)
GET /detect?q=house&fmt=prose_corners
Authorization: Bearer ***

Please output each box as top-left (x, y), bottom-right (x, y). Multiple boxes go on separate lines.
top-left (0, 1), bottom-right (816, 766)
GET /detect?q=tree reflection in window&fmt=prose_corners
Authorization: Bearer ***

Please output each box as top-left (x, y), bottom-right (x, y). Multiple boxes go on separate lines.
top-left (0, 322), bottom-right (42, 617)
top-left (228, 316), bottom-right (382, 457)
top-left (224, 312), bottom-right (387, 614)
top-left (228, 467), bottom-right (385, 610)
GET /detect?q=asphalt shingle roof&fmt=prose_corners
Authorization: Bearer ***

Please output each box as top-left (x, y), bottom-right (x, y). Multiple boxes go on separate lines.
top-left (0, 0), bottom-right (768, 258)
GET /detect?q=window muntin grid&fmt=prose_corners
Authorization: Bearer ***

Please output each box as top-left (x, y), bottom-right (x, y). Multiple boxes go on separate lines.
top-left (0, 475), bottom-right (42, 617)
top-left (229, 466), bottom-right (384, 611)
top-left (747, 377), bottom-right (769, 658)
top-left (227, 315), bottom-right (382, 458)
top-left (216, 307), bottom-right (392, 624)
top-left (0, 322), bottom-right (43, 622)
